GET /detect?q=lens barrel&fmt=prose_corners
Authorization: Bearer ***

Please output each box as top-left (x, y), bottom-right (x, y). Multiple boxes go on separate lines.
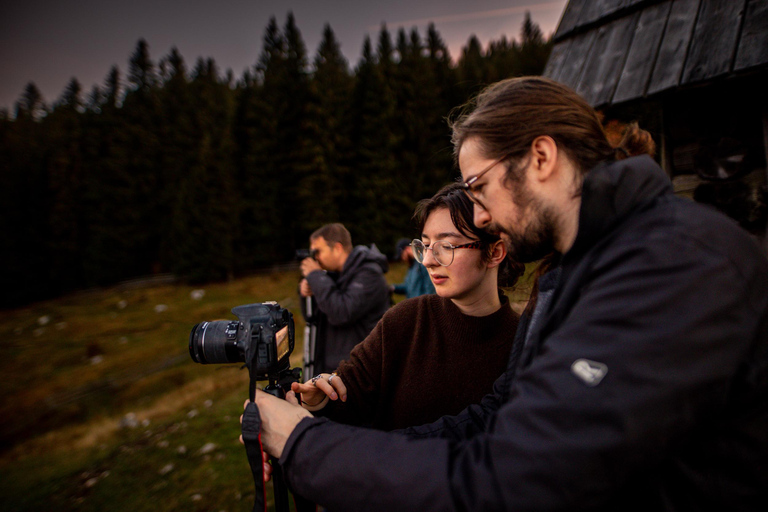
top-left (189, 320), bottom-right (243, 364)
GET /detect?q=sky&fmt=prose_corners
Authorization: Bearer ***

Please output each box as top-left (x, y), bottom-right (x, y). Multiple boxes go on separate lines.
top-left (0, 0), bottom-right (569, 112)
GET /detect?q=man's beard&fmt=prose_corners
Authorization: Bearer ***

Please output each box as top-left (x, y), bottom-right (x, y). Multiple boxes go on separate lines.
top-left (490, 181), bottom-right (557, 263)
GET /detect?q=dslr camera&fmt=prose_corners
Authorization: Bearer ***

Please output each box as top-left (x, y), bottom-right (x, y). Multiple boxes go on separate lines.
top-left (190, 302), bottom-right (307, 512)
top-left (295, 248), bottom-right (318, 261)
top-left (189, 302), bottom-right (297, 383)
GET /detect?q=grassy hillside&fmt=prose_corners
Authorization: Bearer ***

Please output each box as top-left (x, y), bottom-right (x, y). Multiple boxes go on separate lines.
top-left (0, 262), bottom-right (531, 511)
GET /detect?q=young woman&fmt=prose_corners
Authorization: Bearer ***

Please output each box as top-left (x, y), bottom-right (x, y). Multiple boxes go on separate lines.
top-left (291, 182), bottom-right (523, 430)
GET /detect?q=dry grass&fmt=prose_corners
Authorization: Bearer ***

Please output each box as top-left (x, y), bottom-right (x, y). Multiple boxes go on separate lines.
top-left (0, 260), bottom-right (534, 511)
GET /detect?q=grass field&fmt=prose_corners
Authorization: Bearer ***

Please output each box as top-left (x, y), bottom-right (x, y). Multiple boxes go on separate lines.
top-left (0, 262), bottom-right (532, 511)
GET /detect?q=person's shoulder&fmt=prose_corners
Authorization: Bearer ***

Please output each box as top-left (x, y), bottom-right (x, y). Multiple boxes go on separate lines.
top-left (649, 195), bottom-right (766, 271)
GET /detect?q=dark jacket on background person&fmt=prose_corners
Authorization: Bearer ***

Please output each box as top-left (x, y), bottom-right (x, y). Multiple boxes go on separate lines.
top-left (392, 261), bottom-right (435, 299)
top-left (304, 244), bottom-right (390, 373)
top-left (280, 156), bottom-right (768, 511)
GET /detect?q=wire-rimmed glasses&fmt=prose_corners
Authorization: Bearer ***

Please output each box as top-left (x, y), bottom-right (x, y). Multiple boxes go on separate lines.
top-left (461, 155), bottom-right (509, 210)
top-left (411, 239), bottom-right (482, 267)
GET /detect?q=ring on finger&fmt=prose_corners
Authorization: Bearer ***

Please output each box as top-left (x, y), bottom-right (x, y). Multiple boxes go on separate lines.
top-left (310, 374), bottom-right (323, 385)
top-left (328, 372), bottom-right (338, 384)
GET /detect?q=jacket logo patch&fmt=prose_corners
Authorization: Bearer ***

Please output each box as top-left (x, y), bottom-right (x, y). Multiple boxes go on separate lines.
top-left (571, 359), bottom-right (608, 386)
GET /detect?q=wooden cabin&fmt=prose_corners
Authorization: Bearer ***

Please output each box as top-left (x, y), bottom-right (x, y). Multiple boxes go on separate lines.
top-left (544, 0), bottom-right (768, 248)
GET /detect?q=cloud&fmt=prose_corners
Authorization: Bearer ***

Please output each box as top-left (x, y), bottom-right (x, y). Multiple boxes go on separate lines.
top-left (371, 1), bottom-right (564, 30)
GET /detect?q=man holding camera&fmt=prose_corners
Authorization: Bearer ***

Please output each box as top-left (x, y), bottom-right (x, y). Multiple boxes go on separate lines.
top-left (247, 78), bottom-right (768, 511)
top-left (299, 223), bottom-right (390, 374)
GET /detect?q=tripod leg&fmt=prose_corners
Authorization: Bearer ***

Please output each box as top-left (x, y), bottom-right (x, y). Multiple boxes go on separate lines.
top-left (270, 457), bottom-right (291, 512)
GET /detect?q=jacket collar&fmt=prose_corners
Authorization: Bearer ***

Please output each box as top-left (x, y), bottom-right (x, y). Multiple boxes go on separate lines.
top-left (565, 155), bottom-right (672, 261)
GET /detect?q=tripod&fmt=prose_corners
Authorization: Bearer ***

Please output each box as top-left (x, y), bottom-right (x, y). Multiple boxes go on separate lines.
top-left (242, 371), bottom-right (315, 512)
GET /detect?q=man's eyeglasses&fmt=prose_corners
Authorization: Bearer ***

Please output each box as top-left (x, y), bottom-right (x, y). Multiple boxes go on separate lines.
top-left (411, 239), bottom-right (482, 267)
top-left (461, 155), bottom-right (508, 210)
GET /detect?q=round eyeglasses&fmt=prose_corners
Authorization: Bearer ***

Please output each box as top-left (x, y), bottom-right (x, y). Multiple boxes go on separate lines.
top-left (411, 239), bottom-right (482, 267)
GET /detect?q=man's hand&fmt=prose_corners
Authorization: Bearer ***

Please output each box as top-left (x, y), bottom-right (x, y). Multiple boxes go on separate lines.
top-left (239, 390), bottom-right (312, 459)
top-left (299, 278), bottom-right (313, 298)
top-left (300, 257), bottom-right (322, 277)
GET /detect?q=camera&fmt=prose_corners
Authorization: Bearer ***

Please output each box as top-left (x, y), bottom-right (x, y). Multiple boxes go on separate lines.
top-left (295, 248), bottom-right (318, 261)
top-left (189, 302), bottom-right (295, 380)
top-left (190, 302), bottom-right (307, 512)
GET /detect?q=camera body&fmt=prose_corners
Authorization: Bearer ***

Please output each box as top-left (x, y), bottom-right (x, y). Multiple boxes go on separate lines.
top-left (295, 248), bottom-right (318, 261)
top-left (189, 302), bottom-right (294, 380)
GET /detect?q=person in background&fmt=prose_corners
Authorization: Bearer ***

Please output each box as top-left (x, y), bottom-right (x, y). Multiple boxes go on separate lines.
top-left (299, 223), bottom-right (390, 374)
top-left (247, 76), bottom-right (768, 511)
top-left (293, 183), bottom-right (523, 431)
top-left (389, 237), bottom-right (435, 299)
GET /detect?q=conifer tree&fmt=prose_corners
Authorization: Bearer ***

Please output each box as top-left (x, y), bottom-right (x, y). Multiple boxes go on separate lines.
top-left (156, 48), bottom-right (196, 272)
top-left (44, 78), bottom-right (87, 291)
top-left (277, 12), bottom-right (313, 252)
top-left (2, 83), bottom-right (50, 305)
top-left (518, 12), bottom-right (552, 75)
top-left (121, 39), bottom-right (164, 276)
top-left (79, 66), bottom-right (133, 285)
top-left (294, 24), bottom-right (353, 236)
top-left (170, 57), bottom-right (237, 281)
top-left (457, 35), bottom-right (488, 97)
top-left (234, 15), bottom-right (307, 267)
top-left (15, 82), bottom-right (45, 120)
top-left (347, 36), bottom-right (401, 248)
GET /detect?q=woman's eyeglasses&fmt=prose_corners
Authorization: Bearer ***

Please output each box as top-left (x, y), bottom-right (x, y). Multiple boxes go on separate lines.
top-left (411, 239), bottom-right (482, 267)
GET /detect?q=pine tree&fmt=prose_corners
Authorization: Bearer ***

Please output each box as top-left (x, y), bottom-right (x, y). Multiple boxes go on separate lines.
top-left (14, 82), bottom-right (45, 120)
top-left (294, 24), bottom-right (353, 236)
top-left (121, 39), bottom-right (164, 276)
top-left (346, 36), bottom-right (401, 248)
top-left (170, 57), bottom-right (237, 281)
top-left (1, 83), bottom-right (50, 305)
top-left (457, 35), bottom-right (488, 98)
top-left (156, 47), bottom-right (196, 272)
top-left (79, 66), bottom-right (133, 285)
top-left (518, 12), bottom-right (552, 75)
top-left (44, 78), bottom-right (87, 291)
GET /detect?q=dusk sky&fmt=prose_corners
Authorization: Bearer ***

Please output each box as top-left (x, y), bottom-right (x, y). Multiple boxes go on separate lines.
top-left (0, 0), bottom-right (568, 112)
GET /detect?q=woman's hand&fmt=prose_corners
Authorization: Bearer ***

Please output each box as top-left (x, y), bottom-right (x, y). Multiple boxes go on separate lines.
top-left (291, 372), bottom-right (348, 411)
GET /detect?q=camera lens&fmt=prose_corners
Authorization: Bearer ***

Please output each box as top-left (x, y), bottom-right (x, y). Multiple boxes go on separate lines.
top-left (189, 320), bottom-right (243, 364)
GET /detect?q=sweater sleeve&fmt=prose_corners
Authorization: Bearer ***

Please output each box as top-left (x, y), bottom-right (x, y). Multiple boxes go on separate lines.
top-left (395, 366), bottom-right (509, 440)
top-left (320, 316), bottom-right (386, 426)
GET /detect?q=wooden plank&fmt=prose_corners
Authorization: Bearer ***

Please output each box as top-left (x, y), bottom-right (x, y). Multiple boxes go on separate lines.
top-left (576, 12), bottom-right (641, 106)
top-left (554, 30), bottom-right (598, 91)
top-left (554, 0), bottom-right (589, 40)
top-left (578, 0), bottom-right (636, 27)
top-left (614, 1), bottom-right (673, 103)
top-left (543, 40), bottom-right (573, 81)
top-left (682, 0), bottom-right (746, 83)
top-left (734, 0), bottom-right (768, 71)
top-left (648, 0), bottom-right (701, 94)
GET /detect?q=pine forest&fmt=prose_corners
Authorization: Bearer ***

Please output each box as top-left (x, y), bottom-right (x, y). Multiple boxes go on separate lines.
top-left (0, 13), bottom-right (552, 308)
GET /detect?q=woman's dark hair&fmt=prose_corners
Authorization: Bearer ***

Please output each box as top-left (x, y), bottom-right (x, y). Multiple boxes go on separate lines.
top-left (450, 76), bottom-right (655, 180)
top-left (413, 182), bottom-right (524, 287)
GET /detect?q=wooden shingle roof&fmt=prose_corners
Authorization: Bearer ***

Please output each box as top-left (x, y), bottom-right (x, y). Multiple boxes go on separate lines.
top-left (544, 0), bottom-right (768, 108)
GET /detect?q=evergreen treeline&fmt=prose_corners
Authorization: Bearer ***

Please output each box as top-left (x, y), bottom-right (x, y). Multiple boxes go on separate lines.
top-left (0, 13), bottom-right (551, 308)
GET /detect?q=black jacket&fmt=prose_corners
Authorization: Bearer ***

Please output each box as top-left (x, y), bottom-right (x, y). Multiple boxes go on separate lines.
top-left (304, 244), bottom-right (390, 372)
top-left (281, 156), bottom-right (768, 511)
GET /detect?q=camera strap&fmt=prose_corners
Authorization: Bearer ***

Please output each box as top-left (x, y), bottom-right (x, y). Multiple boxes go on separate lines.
top-left (244, 368), bottom-right (317, 512)
top-left (242, 399), bottom-right (268, 512)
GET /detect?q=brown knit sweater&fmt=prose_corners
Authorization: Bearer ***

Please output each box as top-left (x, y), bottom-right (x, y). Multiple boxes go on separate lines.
top-left (324, 293), bottom-right (519, 430)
